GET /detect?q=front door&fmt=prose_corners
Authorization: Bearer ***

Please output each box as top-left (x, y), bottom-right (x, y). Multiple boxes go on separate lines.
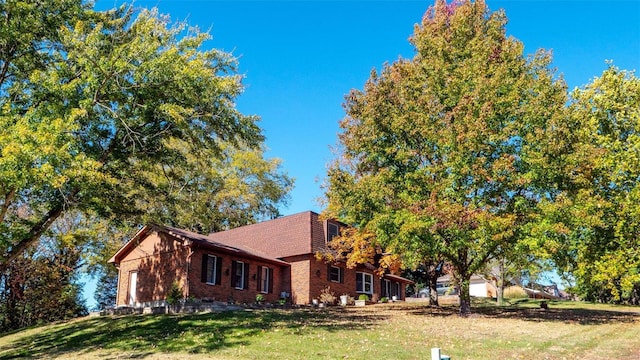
top-left (129, 271), bottom-right (138, 306)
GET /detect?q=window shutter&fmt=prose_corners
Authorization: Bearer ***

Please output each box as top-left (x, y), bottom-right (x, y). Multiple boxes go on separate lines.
top-left (339, 267), bottom-right (344, 283)
top-left (201, 254), bottom-right (208, 283)
top-left (268, 268), bottom-right (274, 294)
top-left (215, 256), bottom-right (222, 285)
top-left (243, 263), bottom-right (250, 290)
top-left (257, 266), bottom-right (263, 291)
top-left (231, 261), bottom-right (237, 287)
top-left (381, 279), bottom-right (386, 297)
top-left (327, 264), bottom-right (331, 281)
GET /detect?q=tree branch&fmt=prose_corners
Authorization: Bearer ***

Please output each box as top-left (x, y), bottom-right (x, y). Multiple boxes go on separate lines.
top-left (0, 188), bottom-right (16, 224)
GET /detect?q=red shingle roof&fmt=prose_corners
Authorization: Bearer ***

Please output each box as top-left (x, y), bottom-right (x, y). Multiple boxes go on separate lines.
top-left (108, 223), bottom-right (289, 267)
top-left (208, 211), bottom-right (317, 258)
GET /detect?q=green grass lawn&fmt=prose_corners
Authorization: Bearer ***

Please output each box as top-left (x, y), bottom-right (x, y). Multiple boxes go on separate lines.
top-left (0, 300), bottom-right (638, 359)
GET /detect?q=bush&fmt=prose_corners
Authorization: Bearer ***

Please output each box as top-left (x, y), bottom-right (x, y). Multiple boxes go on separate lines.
top-left (166, 282), bottom-right (183, 305)
top-left (358, 294), bottom-right (369, 301)
top-left (319, 286), bottom-right (337, 304)
top-left (255, 294), bottom-right (265, 303)
top-left (380, 297), bottom-right (388, 303)
top-left (504, 286), bottom-right (528, 299)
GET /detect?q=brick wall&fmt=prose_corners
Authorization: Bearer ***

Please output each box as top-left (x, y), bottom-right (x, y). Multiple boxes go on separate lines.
top-left (115, 231), bottom-right (188, 306)
top-left (115, 231), bottom-right (291, 306)
top-left (311, 262), bottom-right (381, 302)
top-left (188, 248), bottom-right (289, 304)
top-left (284, 256), bottom-right (387, 304)
top-left (310, 212), bottom-right (326, 253)
top-left (283, 255), bottom-right (311, 305)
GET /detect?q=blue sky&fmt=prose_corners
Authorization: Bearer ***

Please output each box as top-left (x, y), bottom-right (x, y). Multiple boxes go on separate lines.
top-left (86, 0), bottom-right (639, 308)
top-left (94, 0), bottom-right (639, 216)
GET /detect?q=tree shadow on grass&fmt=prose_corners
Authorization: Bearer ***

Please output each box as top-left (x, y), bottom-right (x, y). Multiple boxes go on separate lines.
top-left (0, 307), bottom-right (389, 359)
top-left (475, 306), bottom-right (640, 325)
top-left (395, 302), bottom-right (640, 325)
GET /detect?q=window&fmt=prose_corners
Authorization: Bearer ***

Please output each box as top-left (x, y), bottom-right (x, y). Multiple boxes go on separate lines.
top-left (128, 271), bottom-right (137, 306)
top-left (206, 255), bottom-right (217, 284)
top-left (232, 260), bottom-right (249, 290)
top-left (382, 279), bottom-right (391, 297)
top-left (327, 223), bottom-right (339, 243)
top-left (201, 254), bottom-right (222, 285)
top-left (258, 266), bottom-right (272, 293)
top-left (356, 272), bottom-right (373, 294)
top-left (329, 265), bottom-right (343, 283)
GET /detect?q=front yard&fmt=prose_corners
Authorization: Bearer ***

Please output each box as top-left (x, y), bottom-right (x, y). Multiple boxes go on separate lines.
top-left (0, 300), bottom-right (638, 359)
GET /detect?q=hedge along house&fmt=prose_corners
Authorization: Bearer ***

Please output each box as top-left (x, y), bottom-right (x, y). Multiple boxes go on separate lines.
top-left (109, 211), bottom-right (412, 307)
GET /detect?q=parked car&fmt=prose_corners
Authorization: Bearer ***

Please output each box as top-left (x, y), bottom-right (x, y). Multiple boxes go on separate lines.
top-left (417, 285), bottom-right (458, 297)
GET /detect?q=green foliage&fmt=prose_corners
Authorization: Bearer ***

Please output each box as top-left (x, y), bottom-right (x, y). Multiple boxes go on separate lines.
top-left (357, 294), bottom-right (369, 301)
top-left (0, 222), bottom-right (88, 332)
top-left (165, 282), bottom-right (183, 306)
top-left (535, 66), bottom-right (640, 304)
top-left (0, 3), bottom-right (291, 269)
top-left (255, 294), bottom-right (265, 303)
top-left (324, 0), bottom-right (566, 315)
top-left (94, 271), bottom-right (118, 310)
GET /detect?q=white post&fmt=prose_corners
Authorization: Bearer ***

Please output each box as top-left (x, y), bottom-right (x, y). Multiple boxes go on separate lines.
top-left (431, 347), bottom-right (441, 360)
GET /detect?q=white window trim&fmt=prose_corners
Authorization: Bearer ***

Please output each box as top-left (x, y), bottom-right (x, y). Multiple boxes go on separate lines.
top-left (356, 272), bottom-right (373, 295)
top-left (383, 279), bottom-right (391, 297)
top-left (260, 266), bottom-right (270, 294)
top-left (235, 261), bottom-right (245, 290)
top-left (330, 265), bottom-right (341, 283)
top-left (206, 255), bottom-right (217, 285)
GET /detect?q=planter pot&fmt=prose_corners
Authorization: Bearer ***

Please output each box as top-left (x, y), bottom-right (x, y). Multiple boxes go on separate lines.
top-left (355, 299), bottom-right (366, 307)
top-left (392, 295), bottom-right (398, 301)
top-left (312, 299), bottom-right (319, 306)
top-left (340, 295), bottom-right (349, 306)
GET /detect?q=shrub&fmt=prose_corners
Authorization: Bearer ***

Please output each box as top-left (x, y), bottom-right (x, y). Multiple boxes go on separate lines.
top-left (380, 297), bottom-right (388, 303)
top-left (255, 294), bottom-right (265, 303)
top-left (358, 294), bottom-right (369, 301)
top-left (166, 282), bottom-right (183, 306)
top-left (319, 286), bottom-right (337, 304)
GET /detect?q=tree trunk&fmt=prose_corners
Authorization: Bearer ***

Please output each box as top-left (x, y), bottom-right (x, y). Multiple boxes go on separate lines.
top-left (429, 272), bottom-right (439, 306)
top-left (497, 259), bottom-right (505, 306)
top-left (459, 277), bottom-right (471, 316)
top-left (0, 202), bottom-right (64, 271)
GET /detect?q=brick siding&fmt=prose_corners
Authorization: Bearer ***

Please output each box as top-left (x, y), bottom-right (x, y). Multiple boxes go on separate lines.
top-left (115, 231), bottom-right (188, 306)
top-left (112, 214), bottom-right (411, 308)
top-left (188, 248), bottom-right (289, 304)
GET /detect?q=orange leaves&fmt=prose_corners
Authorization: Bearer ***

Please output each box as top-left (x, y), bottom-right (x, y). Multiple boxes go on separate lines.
top-left (317, 225), bottom-right (403, 277)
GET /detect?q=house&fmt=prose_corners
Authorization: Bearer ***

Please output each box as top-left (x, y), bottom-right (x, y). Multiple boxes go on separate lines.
top-left (523, 283), bottom-right (562, 300)
top-left (109, 211), bottom-right (413, 307)
top-left (436, 274), bottom-right (498, 298)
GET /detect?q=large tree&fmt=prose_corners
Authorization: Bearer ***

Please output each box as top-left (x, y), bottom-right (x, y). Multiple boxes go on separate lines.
top-left (324, 0), bottom-right (566, 315)
top-left (0, 3), bottom-right (291, 270)
top-left (534, 66), bottom-right (640, 304)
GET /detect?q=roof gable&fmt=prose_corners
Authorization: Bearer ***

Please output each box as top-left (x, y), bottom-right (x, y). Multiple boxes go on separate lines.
top-left (109, 223), bottom-right (290, 267)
